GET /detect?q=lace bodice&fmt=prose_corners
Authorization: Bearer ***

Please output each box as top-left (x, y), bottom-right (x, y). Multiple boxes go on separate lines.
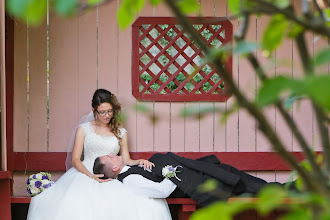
top-left (80, 122), bottom-right (127, 171)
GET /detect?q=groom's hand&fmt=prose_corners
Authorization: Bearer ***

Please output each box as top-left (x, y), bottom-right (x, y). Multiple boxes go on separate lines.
top-left (91, 174), bottom-right (112, 183)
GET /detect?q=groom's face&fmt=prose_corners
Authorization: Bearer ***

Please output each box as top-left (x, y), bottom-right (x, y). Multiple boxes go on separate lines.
top-left (100, 153), bottom-right (123, 170)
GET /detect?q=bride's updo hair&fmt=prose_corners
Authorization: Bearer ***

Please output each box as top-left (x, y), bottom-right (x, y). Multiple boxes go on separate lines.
top-left (92, 89), bottom-right (123, 145)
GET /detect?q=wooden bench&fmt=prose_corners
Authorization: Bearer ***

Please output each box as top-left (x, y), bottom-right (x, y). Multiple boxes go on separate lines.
top-left (9, 151), bottom-right (307, 220)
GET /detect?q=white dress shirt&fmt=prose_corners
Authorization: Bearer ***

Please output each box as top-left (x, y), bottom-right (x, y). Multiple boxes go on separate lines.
top-left (119, 166), bottom-right (177, 198)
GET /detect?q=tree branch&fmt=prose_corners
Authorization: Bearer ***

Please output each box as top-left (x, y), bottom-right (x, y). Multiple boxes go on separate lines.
top-left (77, 0), bottom-right (114, 16)
top-left (313, 0), bottom-right (328, 22)
top-left (234, 12), bottom-right (249, 42)
top-left (250, 0), bottom-right (330, 38)
top-left (246, 52), bottom-right (328, 188)
top-left (164, 0), bottom-right (324, 194)
top-left (234, 14), bottom-right (328, 188)
top-left (295, 33), bottom-right (330, 175)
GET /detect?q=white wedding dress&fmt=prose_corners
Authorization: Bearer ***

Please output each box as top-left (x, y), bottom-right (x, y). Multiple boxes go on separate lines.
top-left (27, 122), bottom-right (172, 220)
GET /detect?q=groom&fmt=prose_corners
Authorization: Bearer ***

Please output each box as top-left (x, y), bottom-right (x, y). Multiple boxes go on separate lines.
top-left (93, 152), bottom-right (294, 206)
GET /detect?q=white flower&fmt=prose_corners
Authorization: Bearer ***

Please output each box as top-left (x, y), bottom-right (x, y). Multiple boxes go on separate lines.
top-left (36, 173), bottom-right (43, 179)
top-left (162, 166), bottom-right (172, 177)
top-left (41, 179), bottom-right (50, 185)
top-left (30, 179), bottom-right (36, 186)
top-left (30, 187), bottom-right (39, 195)
top-left (162, 165), bottom-right (182, 181)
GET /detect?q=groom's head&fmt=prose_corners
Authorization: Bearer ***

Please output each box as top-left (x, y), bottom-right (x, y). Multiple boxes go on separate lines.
top-left (93, 153), bottom-right (124, 179)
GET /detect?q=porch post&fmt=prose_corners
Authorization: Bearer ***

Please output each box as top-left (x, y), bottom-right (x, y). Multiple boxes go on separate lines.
top-left (0, 0), bottom-right (7, 171)
top-left (0, 1), bottom-right (11, 219)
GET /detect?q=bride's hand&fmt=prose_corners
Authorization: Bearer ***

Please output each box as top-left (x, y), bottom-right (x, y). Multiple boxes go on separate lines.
top-left (139, 159), bottom-right (155, 170)
top-left (91, 174), bottom-right (112, 183)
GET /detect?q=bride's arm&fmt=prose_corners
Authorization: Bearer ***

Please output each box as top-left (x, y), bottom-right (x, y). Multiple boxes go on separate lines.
top-left (72, 127), bottom-right (108, 181)
top-left (120, 132), bottom-right (154, 170)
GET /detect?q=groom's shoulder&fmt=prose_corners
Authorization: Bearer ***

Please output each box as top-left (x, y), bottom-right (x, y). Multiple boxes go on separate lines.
top-left (149, 152), bottom-right (177, 161)
top-left (149, 152), bottom-right (169, 162)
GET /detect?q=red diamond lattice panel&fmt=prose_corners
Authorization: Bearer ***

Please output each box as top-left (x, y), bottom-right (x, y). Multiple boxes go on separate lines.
top-left (132, 17), bottom-right (232, 102)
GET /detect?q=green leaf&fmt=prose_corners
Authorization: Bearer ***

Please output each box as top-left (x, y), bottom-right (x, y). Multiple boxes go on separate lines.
top-left (257, 76), bottom-right (301, 107)
top-left (199, 105), bottom-right (221, 118)
top-left (191, 202), bottom-right (232, 220)
top-left (258, 75), bottom-right (330, 111)
top-left (6, 0), bottom-right (29, 17)
top-left (134, 103), bottom-right (151, 113)
top-left (256, 185), bottom-right (287, 215)
top-left (220, 103), bottom-right (239, 124)
top-left (305, 75), bottom-right (330, 111)
top-left (281, 208), bottom-right (312, 220)
top-left (192, 199), bottom-right (254, 220)
top-left (242, 0), bottom-right (258, 11)
top-left (287, 23), bottom-right (304, 38)
top-left (300, 160), bottom-right (312, 171)
top-left (180, 104), bottom-right (199, 118)
top-left (118, 111), bottom-right (128, 124)
top-left (272, 0), bottom-right (290, 9)
top-left (6, 0), bottom-right (47, 25)
top-left (234, 41), bottom-right (259, 55)
top-left (228, 0), bottom-right (240, 16)
top-left (262, 14), bottom-right (288, 54)
top-left (228, 201), bottom-right (255, 216)
top-left (198, 179), bottom-right (218, 193)
top-left (285, 171), bottom-right (298, 191)
top-left (87, 0), bottom-right (104, 5)
top-left (316, 154), bottom-right (323, 165)
top-left (117, 0), bottom-right (145, 29)
top-left (54, 0), bottom-right (78, 16)
top-left (150, 0), bottom-right (162, 6)
top-left (177, 0), bottom-right (200, 14)
top-left (312, 48), bottom-right (330, 67)
top-left (117, 6), bottom-right (133, 30)
top-left (25, 0), bottom-right (48, 25)
top-left (180, 104), bottom-right (221, 118)
top-left (304, 192), bottom-right (327, 205)
top-left (295, 177), bottom-right (304, 191)
top-left (320, 211), bottom-right (330, 220)
top-left (325, 9), bottom-right (330, 27)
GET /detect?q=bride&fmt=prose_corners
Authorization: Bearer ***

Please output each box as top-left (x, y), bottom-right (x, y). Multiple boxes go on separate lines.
top-left (27, 89), bottom-right (172, 220)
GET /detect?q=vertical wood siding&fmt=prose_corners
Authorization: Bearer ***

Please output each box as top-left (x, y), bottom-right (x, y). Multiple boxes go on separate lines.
top-left (78, 9), bottom-right (98, 119)
top-left (12, 0), bottom-right (326, 195)
top-left (256, 15), bottom-right (275, 153)
top-left (154, 4), bottom-right (172, 153)
top-left (49, 15), bottom-right (79, 152)
top-left (13, 21), bottom-right (28, 152)
top-left (199, 0), bottom-right (216, 152)
top-left (213, 0), bottom-right (227, 153)
top-left (29, 21), bottom-right (48, 152)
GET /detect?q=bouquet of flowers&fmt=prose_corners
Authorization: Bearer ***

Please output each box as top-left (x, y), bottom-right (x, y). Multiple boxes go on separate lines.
top-left (26, 172), bottom-right (54, 197)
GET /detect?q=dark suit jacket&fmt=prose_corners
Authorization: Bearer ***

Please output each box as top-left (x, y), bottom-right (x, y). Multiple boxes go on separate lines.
top-left (148, 153), bottom-right (242, 206)
top-left (118, 153), bottom-right (268, 206)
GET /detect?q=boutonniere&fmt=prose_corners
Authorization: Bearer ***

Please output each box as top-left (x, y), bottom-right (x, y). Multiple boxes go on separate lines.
top-left (162, 165), bottom-right (182, 181)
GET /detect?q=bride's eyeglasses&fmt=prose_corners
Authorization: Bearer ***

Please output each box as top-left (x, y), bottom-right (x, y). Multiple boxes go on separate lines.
top-left (95, 109), bottom-right (113, 116)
